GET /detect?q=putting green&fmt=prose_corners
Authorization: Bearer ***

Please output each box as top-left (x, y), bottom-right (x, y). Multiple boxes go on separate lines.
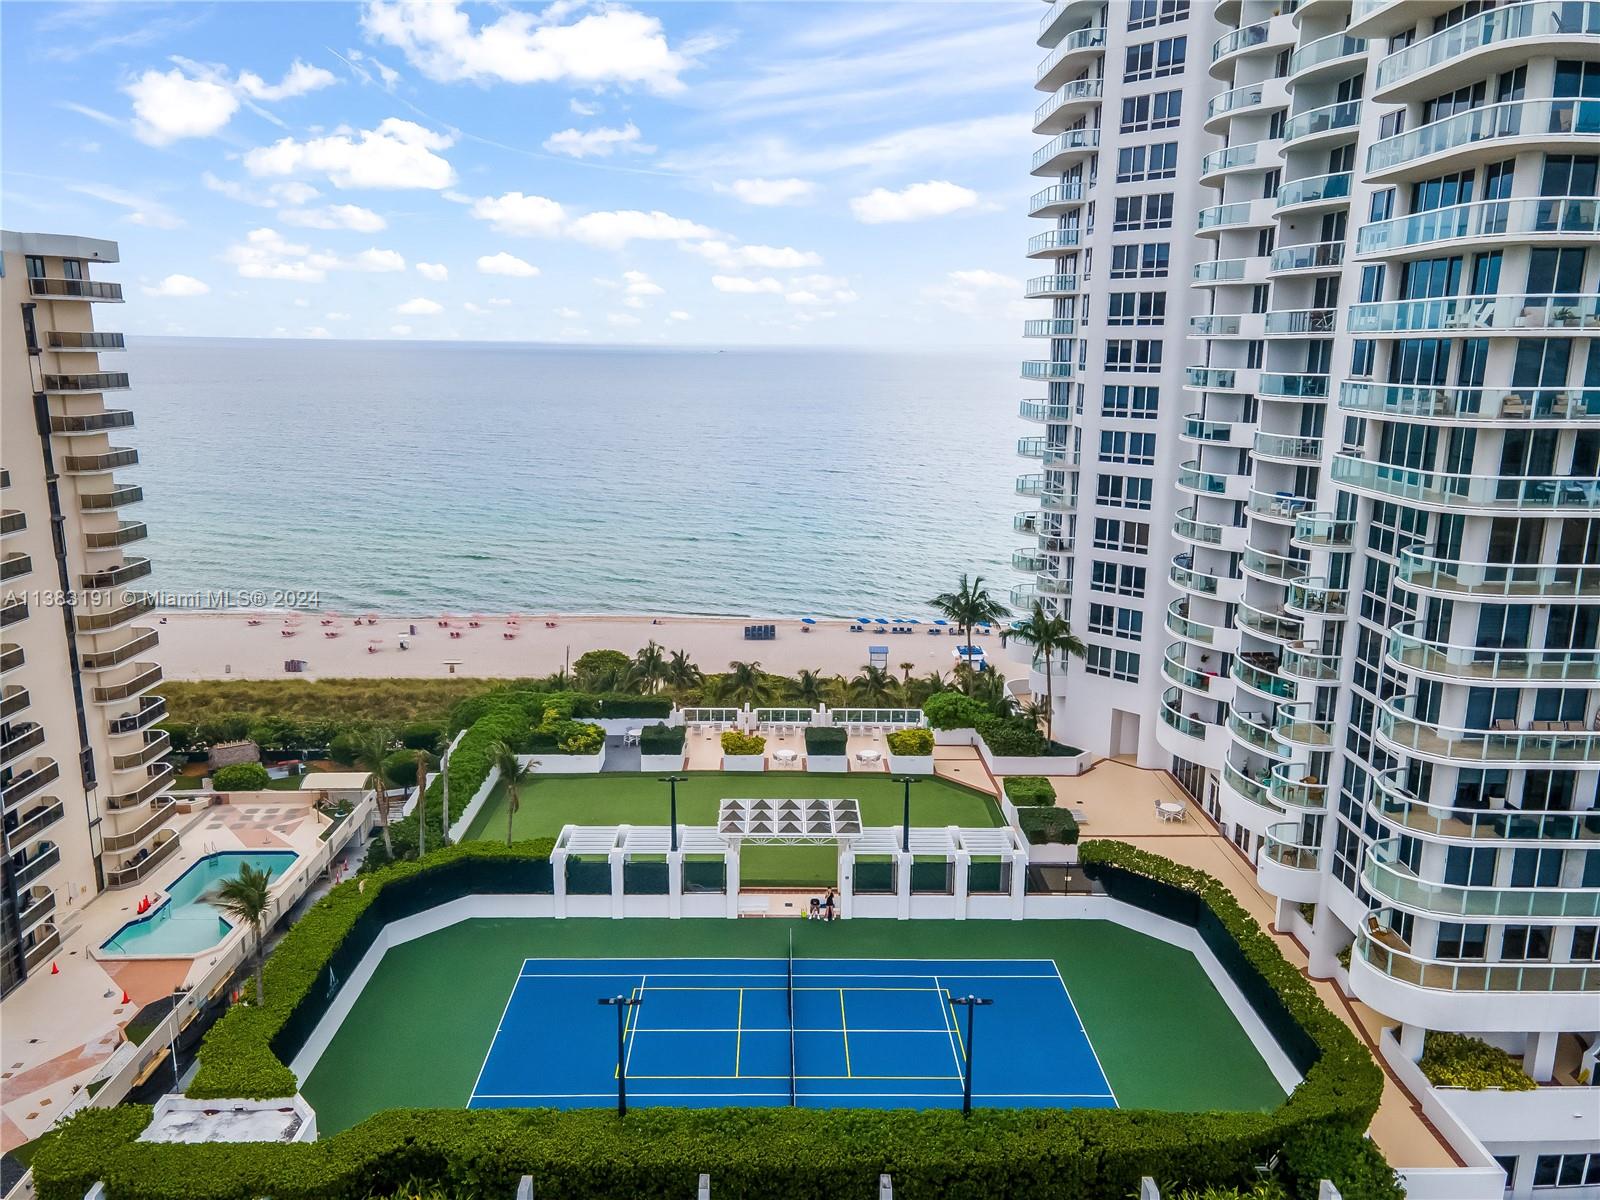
top-left (463, 772), bottom-right (1004, 886)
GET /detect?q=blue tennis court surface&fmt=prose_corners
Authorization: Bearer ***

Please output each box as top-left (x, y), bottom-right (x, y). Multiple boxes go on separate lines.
top-left (469, 957), bottom-right (1117, 1109)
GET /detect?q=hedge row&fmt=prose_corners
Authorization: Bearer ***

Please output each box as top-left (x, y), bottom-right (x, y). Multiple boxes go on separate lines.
top-left (639, 723), bottom-right (685, 754)
top-left (1419, 1031), bottom-right (1536, 1091)
top-left (1002, 776), bottom-right (1056, 806)
top-left (1016, 807), bottom-right (1079, 845)
top-left (802, 726), bottom-right (847, 755)
top-left (188, 841), bottom-right (554, 1100)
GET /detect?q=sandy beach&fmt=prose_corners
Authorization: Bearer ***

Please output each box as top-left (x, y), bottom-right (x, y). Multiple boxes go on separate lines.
top-left (152, 611), bottom-right (1014, 682)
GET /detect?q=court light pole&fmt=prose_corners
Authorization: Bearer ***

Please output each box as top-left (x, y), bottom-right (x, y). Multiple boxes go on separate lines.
top-left (659, 775), bottom-right (687, 852)
top-left (894, 776), bottom-right (921, 853)
top-left (598, 995), bottom-right (642, 1116)
top-left (948, 994), bottom-right (993, 1115)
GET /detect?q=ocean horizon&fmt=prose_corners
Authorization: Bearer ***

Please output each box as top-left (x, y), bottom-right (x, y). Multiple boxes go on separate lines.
top-left (124, 336), bottom-right (1021, 617)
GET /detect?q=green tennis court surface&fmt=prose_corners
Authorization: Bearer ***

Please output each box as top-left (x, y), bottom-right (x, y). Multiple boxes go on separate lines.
top-left (302, 919), bottom-right (1285, 1133)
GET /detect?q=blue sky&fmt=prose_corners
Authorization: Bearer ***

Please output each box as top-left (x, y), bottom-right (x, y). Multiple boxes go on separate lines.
top-left (2, 1), bottom-right (1040, 345)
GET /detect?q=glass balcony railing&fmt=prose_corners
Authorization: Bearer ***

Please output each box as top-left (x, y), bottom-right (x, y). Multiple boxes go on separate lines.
top-left (1356, 922), bottom-right (1600, 993)
top-left (1197, 202), bottom-right (1260, 231)
top-left (1031, 127), bottom-right (1101, 171)
top-left (1201, 142), bottom-right (1262, 176)
top-left (1164, 643), bottom-right (1215, 692)
top-left (1271, 762), bottom-right (1329, 808)
top-left (1395, 545), bottom-right (1600, 600)
top-left (1347, 293), bottom-right (1600, 335)
top-left (1275, 171), bottom-right (1350, 210)
top-left (1233, 657), bottom-right (1296, 699)
top-left (1015, 474), bottom-right (1045, 496)
top-left (1293, 512), bottom-right (1354, 548)
top-left (1190, 314), bottom-right (1243, 336)
top-left (1367, 98), bottom-right (1600, 175)
top-left (1018, 398), bottom-right (1073, 421)
top-left (50, 409), bottom-right (136, 436)
top-left (1027, 228), bottom-right (1082, 255)
top-left (1183, 414), bottom-right (1240, 443)
top-left (1281, 640), bottom-right (1341, 683)
top-left (1369, 767), bottom-right (1600, 843)
top-left (1339, 380), bottom-right (1600, 422)
top-left (1021, 360), bottom-right (1074, 381)
top-left (1282, 99), bottom-right (1362, 144)
top-left (1287, 576), bottom-right (1346, 616)
top-left (1263, 308), bottom-right (1336, 335)
top-left (1247, 489), bottom-right (1315, 521)
top-left (1243, 546), bottom-right (1303, 582)
top-left (1388, 622), bottom-right (1600, 683)
top-left (1028, 183), bottom-right (1086, 215)
top-left (1377, 695), bottom-right (1600, 764)
top-left (1227, 710), bottom-right (1283, 757)
top-left (1270, 242), bottom-right (1344, 273)
top-left (1212, 20), bottom-right (1271, 62)
top-left (1259, 372), bottom-right (1330, 399)
top-left (1289, 31), bottom-right (1366, 76)
top-left (1193, 258), bottom-right (1251, 284)
top-left (1025, 274), bottom-right (1085, 297)
top-left (1177, 462), bottom-right (1235, 495)
top-left (1254, 432), bottom-right (1323, 462)
top-left (1376, 2), bottom-right (1600, 92)
top-left (28, 278), bottom-right (122, 301)
top-left (1332, 454), bottom-right (1600, 512)
top-left (1036, 27), bottom-right (1108, 83)
top-left (1208, 83), bottom-right (1266, 121)
top-left (1167, 598), bottom-right (1217, 644)
top-left (1034, 78), bottom-right (1105, 128)
top-left (47, 330), bottom-right (125, 351)
top-left (1357, 196), bottom-right (1600, 256)
top-left (1017, 436), bottom-right (1047, 458)
top-left (1013, 548), bottom-right (1048, 573)
top-left (41, 372), bottom-right (130, 393)
top-left (1013, 511), bottom-right (1039, 535)
top-left (1161, 688), bottom-right (1214, 741)
top-left (1010, 583), bottom-right (1040, 609)
top-left (1187, 366), bottom-right (1242, 390)
top-left (1263, 822), bottom-right (1320, 871)
top-left (1237, 598), bottom-right (1303, 643)
top-left (1022, 318), bottom-right (1078, 339)
top-left (1223, 759), bottom-right (1281, 811)
top-left (1366, 838), bottom-right (1600, 918)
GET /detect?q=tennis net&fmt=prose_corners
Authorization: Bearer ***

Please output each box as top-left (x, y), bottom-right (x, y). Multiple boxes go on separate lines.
top-left (787, 931), bottom-right (797, 1106)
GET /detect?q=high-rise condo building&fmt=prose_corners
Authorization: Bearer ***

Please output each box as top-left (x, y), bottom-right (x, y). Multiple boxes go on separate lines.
top-left (1020, 4), bottom-right (1599, 1194)
top-left (1, 231), bottom-right (175, 998)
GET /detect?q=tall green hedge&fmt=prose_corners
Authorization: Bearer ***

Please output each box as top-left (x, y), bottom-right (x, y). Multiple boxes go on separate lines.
top-left (802, 726), bottom-right (847, 755)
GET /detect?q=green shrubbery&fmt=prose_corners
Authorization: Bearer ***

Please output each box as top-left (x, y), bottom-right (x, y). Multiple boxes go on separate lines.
top-left (976, 716), bottom-right (1082, 758)
top-left (210, 762), bottom-right (270, 791)
top-left (639, 724), bottom-right (685, 755)
top-left (803, 726), bottom-right (847, 756)
top-left (885, 727), bottom-right (933, 756)
top-left (1002, 776), bottom-right (1056, 806)
top-left (920, 691), bottom-right (990, 730)
top-left (380, 749), bottom-right (437, 788)
top-left (526, 718), bottom-right (604, 755)
top-left (720, 731), bottom-right (766, 757)
top-left (1419, 1032), bottom-right (1536, 1091)
top-left (1016, 807), bottom-right (1078, 845)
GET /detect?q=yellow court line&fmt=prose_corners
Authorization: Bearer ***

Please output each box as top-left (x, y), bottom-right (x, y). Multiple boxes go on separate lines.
top-left (735, 988), bottom-right (743, 1077)
top-left (948, 993), bottom-right (967, 1063)
top-left (839, 988), bottom-right (852, 1078)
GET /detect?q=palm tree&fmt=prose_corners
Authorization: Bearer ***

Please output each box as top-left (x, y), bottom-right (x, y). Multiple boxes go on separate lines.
top-left (1009, 602), bottom-right (1085, 741)
top-left (899, 661), bottom-right (916, 685)
top-left (823, 673), bottom-right (850, 707)
top-left (215, 863), bottom-right (274, 1005)
top-left (663, 649), bottom-right (702, 696)
top-left (434, 731), bottom-right (453, 848)
top-left (630, 641), bottom-right (668, 694)
top-left (965, 665), bottom-right (1017, 716)
top-left (850, 665), bottom-right (898, 704)
top-left (724, 660), bottom-right (770, 707)
top-left (929, 574), bottom-right (1009, 684)
top-left (414, 747), bottom-right (431, 857)
top-left (353, 727), bottom-right (395, 860)
top-left (490, 740), bottom-right (536, 848)
top-left (790, 668), bottom-right (828, 708)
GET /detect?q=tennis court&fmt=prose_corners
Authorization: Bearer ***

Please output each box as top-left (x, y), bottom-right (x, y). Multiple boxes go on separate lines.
top-left (469, 955), bottom-right (1117, 1110)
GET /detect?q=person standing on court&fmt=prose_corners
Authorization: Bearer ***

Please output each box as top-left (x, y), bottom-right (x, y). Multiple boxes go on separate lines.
top-left (823, 888), bottom-right (837, 921)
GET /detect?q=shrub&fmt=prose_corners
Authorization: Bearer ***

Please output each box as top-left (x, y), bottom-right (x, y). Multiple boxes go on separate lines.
top-left (721, 731), bottom-right (766, 756)
top-left (328, 730), bottom-right (363, 766)
top-left (211, 762), bottom-right (270, 792)
top-left (526, 719), bottom-right (604, 756)
top-left (1016, 807), bottom-right (1078, 845)
top-left (594, 694), bottom-right (674, 719)
top-left (381, 749), bottom-right (437, 788)
top-left (975, 715), bottom-right (1047, 756)
top-left (1003, 776), bottom-right (1056, 806)
top-left (398, 721), bottom-right (444, 751)
top-left (1419, 1031), bottom-right (1536, 1091)
top-left (885, 727), bottom-right (933, 756)
top-left (920, 691), bottom-right (990, 730)
top-left (803, 726), bottom-right (847, 756)
top-left (639, 724), bottom-right (685, 755)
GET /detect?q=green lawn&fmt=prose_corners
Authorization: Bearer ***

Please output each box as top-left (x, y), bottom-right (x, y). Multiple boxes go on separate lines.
top-left (301, 917), bottom-right (1287, 1134)
top-left (461, 772), bottom-right (1003, 886)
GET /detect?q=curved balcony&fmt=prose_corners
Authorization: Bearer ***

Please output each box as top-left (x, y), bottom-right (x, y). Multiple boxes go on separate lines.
top-left (1200, 141), bottom-right (1277, 184)
top-left (1192, 256), bottom-right (1268, 287)
top-left (1159, 688), bottom-right (1229, 762)
top-left (1021, 360), bottom-right (1074, 382)
top-left (1197, 199), bottom-right (1276, 235)
top-left (1289, 32), bottom-right (1366, 84)
top-left (1031, 127), bottom-right (1101, 176)
top-left (1177, 461), bottom-right (1250, 501)
top-left (112, 728), bottom-right (171, 772)
top-left (1332, 454), bottom-right (1600, 514)
top-left (1369, 769), bottom-right (1600, 844)
top-left (85, 520), bottom-right (148, 550)
top-left (1259, 823), bottom-right (1322, 902)
top-left (1388, 622), bottom-right (1600, 683)
top-left (108, 694), bottom-right (166, 736)
top-left (1012, 547), bottom-right (1048, 573)
top-left (1183, 414), bottom-right (1254, 447)
top-left (1038, 0), bottom-right (1101, 44)
top-left (1022, 318), bottom-right (1077, 340)
top-left (1186, 365), bottom-right (1256, 394)
top-left (1015, 473), bottom-right (1045, 497)
top-left (28, 277), bottom-right (122, 301)
top-left (1395, 545), bottom-right (1600, 601)
top-left (1273, 702), bottom-right (1333, 750)
top-left (1, 757), bottom-right (59, 809)
top-left (1357, 196), bottom-right (1600, 260)
top-left (1026, 227), bottom-right (1083, 258)
top-left (1233, 656), bottom-right (1296, 700)
top-left (1293, 512), bottom-right (1353, 550)
top-left (1269, 241), bottom-right (1344, 275)
top-left (1036, 27), bottom-right (1107, 92)
top-left (1340, 380), bottom-right (1600, 425)
top-left (1275, 171), bottom-right (1351, 214)
top-left (1281, 640), bottom-right (1341, 683)
top-left (1282, 99), bottom-right (1362, 152)
top-left (75, 593), bottom-right (156, 634)
top-left (1246, 489), bottom-right (1315, 523)
top-left (1170, 553), bottom-right (1243, 601)
top-left (1028, 183), bottom-right (1086, 218)
top-left (105, 829), bottom-right (180, 889)
top-left (1347, 293), bottom-right (1600, 336)
top-left (1271, 762), bottom-right (1329, 809)
top-left (1024, 273), bottom-right (1087, 298)
top-left (1211, 17), bottom-right (1293, 73)
top-left (1286, 576), bottom-right (1346, 617)
top-left (1222, 757), bottom-right (1285, 815)
top-left (79, 484), bottom-right (143, 512)
top-left (1227, 709), bottom-right (1283, 757)
top-left (1263, 307), bottom-right (1336, 336)
top-left (50, 409), bottom-right (136, 436)
top-left (1190, 314), bottom-right (1248, 338)
top-left (105, 762), bottom-right (175, 810)
top-left (1243, 546), bottom-right (1303, 584)
top-left (1017, 436), bottom-right (1047, 460)
top-left (1375, 2), bottom-right (1600, 102)
top-left (1164, 642), bottom-right (1222, 695)
top-left (101, 798), bottom-right (179, 855)
top-left (1205, 82), bottom-right (1277, 133)
top-left (1034, 78), bottom-right (1104, 134)
top-left (89, 662), bottom-right (163, 705)
top-left (1259, 372), bottom-right (1330, 400)
top-left (47, 330), bottom-right (125, 351)
top-left (1376, 695), bottom-right (1600, 764)
top-left (1253, 432), bottom-right (1323, 464)
top-left (1366, 98), bottom-right (1600, 182)
top-left (1366, 838), bottom-right (1600, 919)
top-left (1355, 922), bottom-right (1600, 999)
top-left (1019, 399), bottom-right (1065, 423)
top-left (1040, 484), bottom-right (1076, 514)
top-left (1167, 598), bottom-right (1219, 647)
top-left (1009, 583), bottom-right (1039, 610)
top-left (1013, 512), bottom-right (1039, 537)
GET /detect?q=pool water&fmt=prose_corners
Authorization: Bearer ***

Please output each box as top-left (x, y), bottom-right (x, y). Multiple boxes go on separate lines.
top-left (98, 851), bottom-right (298, 956)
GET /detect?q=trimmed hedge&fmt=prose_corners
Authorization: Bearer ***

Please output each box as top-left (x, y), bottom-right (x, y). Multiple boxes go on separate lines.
top-left (211, 762), bottom-right (270, 792)
top-left (1016, 807), bottom-right (1079, 845)
top-left (921, 691), bottom-right (991, 730)
top-left (885, 727), bottom-right (933, 756)
top-left (976, 716), bottom-right (1080, 758)
top-left (803, 726), bottom-right (847, 755)
top-left (1002, 776), bottom-right (1056, 806)
top-left (720, 731), bottom-right (766, 756)
top-left (639, 723), bottom-right (685, 755)
top-left (1419, 1031), bottom-right (1536, 1091)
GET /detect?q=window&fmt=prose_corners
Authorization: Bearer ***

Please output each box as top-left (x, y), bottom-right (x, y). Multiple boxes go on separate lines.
top-left (1501, 925), bottom-right (1554, 960)
top-left (1572, 926), bottom-right (1600, 961)
top-left (1120, 91), bottom-right (1182, 132)
top-left (1088, 603), bottom-right (1144, 640)
top-left (1110, 243), bottom-right (1170, 278)
top-left (1124, 35), bottom-right (1186, 82)
top-left (1113, 193), bottom-right (1174, 230)
top-left (1117, 142), bottom-right (1178, 181)
top-left (1095, 475), bottom-right (1154, 510)
top-left (24, 255), bottom-right (45, 278)
top-left (1103, 386), bottom-right (1159, 418)
top-left (1092, 518), bottom-right (1150, 553)
top-left (1436, 922), bottom-right (1488, 959)
top-left (1533, 1153), bottom-right (1600, 1188)
top-left (1100, 430), bottom-right (1157, 464)
top-left (1107, 291), bottom-right (1167, 325)
top-left (1086, 644), bottom-right (1141, 681)
top-left (1105, 340), bottom-right (1162, 372)
top-left (1128, 0), bottom-right (1189, 29)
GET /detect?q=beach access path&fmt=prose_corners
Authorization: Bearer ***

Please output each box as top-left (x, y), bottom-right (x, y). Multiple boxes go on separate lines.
top-left (153, 612), bottom-right (1006, 682)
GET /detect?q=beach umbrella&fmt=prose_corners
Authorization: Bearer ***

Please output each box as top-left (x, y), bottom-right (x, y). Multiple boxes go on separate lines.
top-left (906, 618), bottom-right (920, 624)
top-left (933, 619), bottom-right (948, 626)
top-left (801, 618), bottom-right (816, 625)
top-left (857, 616), bottom-right (873, 624)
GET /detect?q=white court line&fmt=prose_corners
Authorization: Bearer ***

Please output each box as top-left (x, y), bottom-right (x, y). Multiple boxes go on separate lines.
top-left (467, 970), bottom-right (531, 1106)
top-left (1044, 959), bottom-right (1119, 1107)
top-left (932, 976), bottom-right (966, 1080)
top-left (473, 1090), bottom-right (1117, 1101)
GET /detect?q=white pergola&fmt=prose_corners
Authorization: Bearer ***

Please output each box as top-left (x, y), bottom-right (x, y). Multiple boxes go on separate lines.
top-left (716, 797), bottom-right (862, 843)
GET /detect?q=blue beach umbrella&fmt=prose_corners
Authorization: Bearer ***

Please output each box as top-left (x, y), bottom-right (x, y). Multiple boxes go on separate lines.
top-left (858, 616), bottom-right (873, 624)
top-left (933, 619), bottom-right (948, 626)
top-left (875, 617), bottom-right (888, 624)
top-left (801, 618), bottom-right (816, 625)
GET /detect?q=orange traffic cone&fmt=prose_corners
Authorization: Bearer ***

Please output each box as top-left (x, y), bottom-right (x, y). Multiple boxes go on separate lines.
top-left (50, 961), bottom-right (59, 975)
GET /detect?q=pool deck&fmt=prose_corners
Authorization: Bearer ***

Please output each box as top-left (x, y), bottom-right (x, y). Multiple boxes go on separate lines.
top-left (0, 797), bottom-right (336, 1154)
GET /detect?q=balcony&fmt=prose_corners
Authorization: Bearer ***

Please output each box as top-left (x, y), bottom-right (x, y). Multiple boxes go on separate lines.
top-left (62, 448), bottom-right (138, 474)
top-left (1271, 762), bottom-right (1328, 809)
top-left (1174, 507), bottom-right (1245, 552)
top-left (1288, 32), bottom-right (1366, 83)
top-left (1031, 127), bottom-right (1101, 176)
top-left (1347, 293), bottom-right (1600, 336)
top-left (1281, 100), bottom-right (1362, 151)
top-left (1182, 414), bottom-right (1253, 446)
top-left (105, 830), bottom-right (180, 888)
top-left (1012, 547), bottom-right (1048, 574)
top-left (1253, 432), bottom-right (1323, 464)
top-left (0, 510), bottom-right (22, 536)
top-left (1242, 546), bottom-right (1303, 584)
top-left (1286, 576), bottom-right (1346, 617)
top-left (108, 695), bottom-right (167, 736)
top-left (15, 843), bottom-right (61, 889)
top-left (1357, 196), bottom-right (1600, 259)
top-left (1339, 380), bottom-right (1600, 425)
top-left (22, 924), bottom-right (62, 972)
top-left (1370, 767), bottom-right (1600, 844)
top-left (1227, 709), bottom-right (1282, 757)
top-left (1223, 757), bottom-right (1285, 814)
top-left (1, 685), bottom-right (30, 720)
top-left (40, 372), bottom-right (130, 393)
top-left (1281, 640), bottom-right (1341, 683)
top-left (1355, 922), bottom-right (1600, 995)
top-left (1018, 398), bottom-right (1073, 423)
top-left (1017, 436), bottom-right (1046, 461)
top-left (1177, 461), bottom-right (1249, 501)
top-left (1170, 553), bottom-right (1242, 600)
top-left (1167, 598), bottom-right (1218, 646)
top-left (1026, 227), bottom-right (1083, 258)
top-left (1259, 373), bottom-right (1330, 400)
top-left (0, 646), bottom-right (22, 676)
top-left (1275, 171), bottom-right (1351, 213)
top-left (1192, 256), bottom-right (1267, 287)
top-left (1200, 141), bottom-right (1272, 182)
top-left (79, 484), bottom-right (143, 511)
top-left (1160, 688), bottom-right (1224, 748)
top-left (1332, 454), bottom-right (1600, 514)
top-left (16, 885), bottom-right (54, 931)
top-left (1022, 318), bottom-right (1077, 339)
top-left (1009, 583), bottom-right (1039, 610)
top-left (90, 662), bottom-right (164, 705)
top-left (1024, 273), bottom-right (1086, 298)
top-left (1189, 314), bottom-right (1244, 337)
top-left (1035, 27), bottom-right (1107, 92)
top-left (76, 593), bottom-right (156, 633)
top-left (1028, 183), bottom-right (1086, 218)
top-left (113, 728), bottom-right (171, 772)
top-left (105, 762), bottom-right (174, 810)
top-left (1293, 512), bottom-right (1353, 549)
top-left (1376, 695), bottom-right (1600, 765)
top-left (1, 722), bottom-right (46, 766)
top-left (1197, 199), bottom-right (1275, 235)
top-left (1015, 474), bottom-right (1045, 497)
top-left (1275, 702), bottom-right (1333, 750)
top-left (0, 552), bottom-right (30, 583)
top-left (1395, 545), bottom-right (1600, 601)
top-left (1259, 823), bottom-right (1322, 902)
top-left (1186, 366), bottom-right (1253, 393)
top-left (1269, 242), bottom-right (1344, 275)
top-left (1375, 2), bottom-right (1600, 101)
top-left (1233, 656), bottom-right (1295, 700)
top-left (1388, 623), bottom-right (1600, 683)
top-left (85, 520), bottom-right (148, 550)
top-left (1246, 489), bottom-right (1314, 523)
top-left (1263, 308), bottom-right (1336, 336)
top-left (79, 627), bottom-right (159, 671)
top-left (1205, 82), bottom-right (1274, 132)
top-left (1366, 98), bottom-right (1600, 181)
top-left (1020, 360), bottom-right (1074, 382)
top-left (1211, 17), bottom-right (1293, 72)
top-left (51, 408), bottom-right (136, 436)
top-left (0, 598), bottom-right (27, 630)
top-left (81, 557), bottom-right (153, 591)
top-left (2, 757), bottom-right (59, 810)
top-left (1236, 598), bottom-right (1304, 644)
top-left (28, 277), bottom-right (123, 301)
top-left (1365, 838), bottom-right (1600, 919)
top-left (101, 798), bottom-right (179, 854)
top-left (1164, 642), bottom-right (1219, 695)
top-left (1034, 78), bottom-right (1104, 134)
top-left (47, 330), bottom-right (125, 351)
top-left (7, 800), bottom-right (64, 848)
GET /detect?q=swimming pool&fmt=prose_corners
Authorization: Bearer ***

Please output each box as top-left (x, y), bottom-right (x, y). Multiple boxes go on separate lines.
top-left (98, 851), bottom-right (298, 956)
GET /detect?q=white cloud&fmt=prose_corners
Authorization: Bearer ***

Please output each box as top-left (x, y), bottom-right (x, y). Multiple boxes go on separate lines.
top-left (620, 269), bottom-right (663, 308)
top-left (463, 301), bottom-right (489, 315)
top-left (279, 203), bottom-right (387, 232)
top-left (554, 306), bottom-right (581, 319)
top-left (711, 275), bottom-right (782, 294)
top-left (607, 312), bottom-right (642, 327)
top-left (441, 189), bottom-right (472, 204)
top-left (668, 310), bottom-right (690, 321)
top-left (850, 180), bottom-right (978, 224)
top-left (66, 183), bottom-right (184, 230)
top-left (362, 0), bottom-right (700, 93)
top-left (685, 240), bottom-right (821, 271)
top-left (569, 98), bottom-right (600, 116)
top-left (396, 297), bottom-right (443, 315)
top-left (949, 268), bottom-right (1015, 288)
top-left (488, 297), bottom-right (512, 306)
top-left (542, 122), bottom-right (650, 159)
top-left (125, 67), bottom-right (238, 145)
top-left (666, 115), bottom-right (1027, 180)
top-left (416, 261), bottom-right (449, 281)
top-left (204, 173), bottom-right (322, 208)
top-left (237, 59), bottom-right (337, 101)
top-left (921, 267), bottom-right (1020, 315)
top-left (566, 209), bottom-right (713, 250)
top-left (347, 248), bottom-right (407, 272)
top-left (221, 228), bottom-right (405, 281)
top-left (142, 273), bottom-right (210, 298)
top-left (244, 118), bottom-right (457, 190)
top-left (786, 274), bottom-right (857, 306)
top-left (471, 191), bottom-right (566, 236)
top-left (476, 252), bottom-right (540, 277)
top-left (722, 178), bottom-right (815, 206)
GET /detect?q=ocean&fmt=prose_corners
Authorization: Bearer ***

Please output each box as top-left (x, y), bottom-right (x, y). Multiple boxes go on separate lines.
top-left (123, 338), bottom-right (1022, 617)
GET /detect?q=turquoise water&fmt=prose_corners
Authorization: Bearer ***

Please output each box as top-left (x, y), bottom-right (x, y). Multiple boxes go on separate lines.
top-left (122, 338), bottom-right (1018, 616)
top-left (98, 851), bottom-right (297, 956)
